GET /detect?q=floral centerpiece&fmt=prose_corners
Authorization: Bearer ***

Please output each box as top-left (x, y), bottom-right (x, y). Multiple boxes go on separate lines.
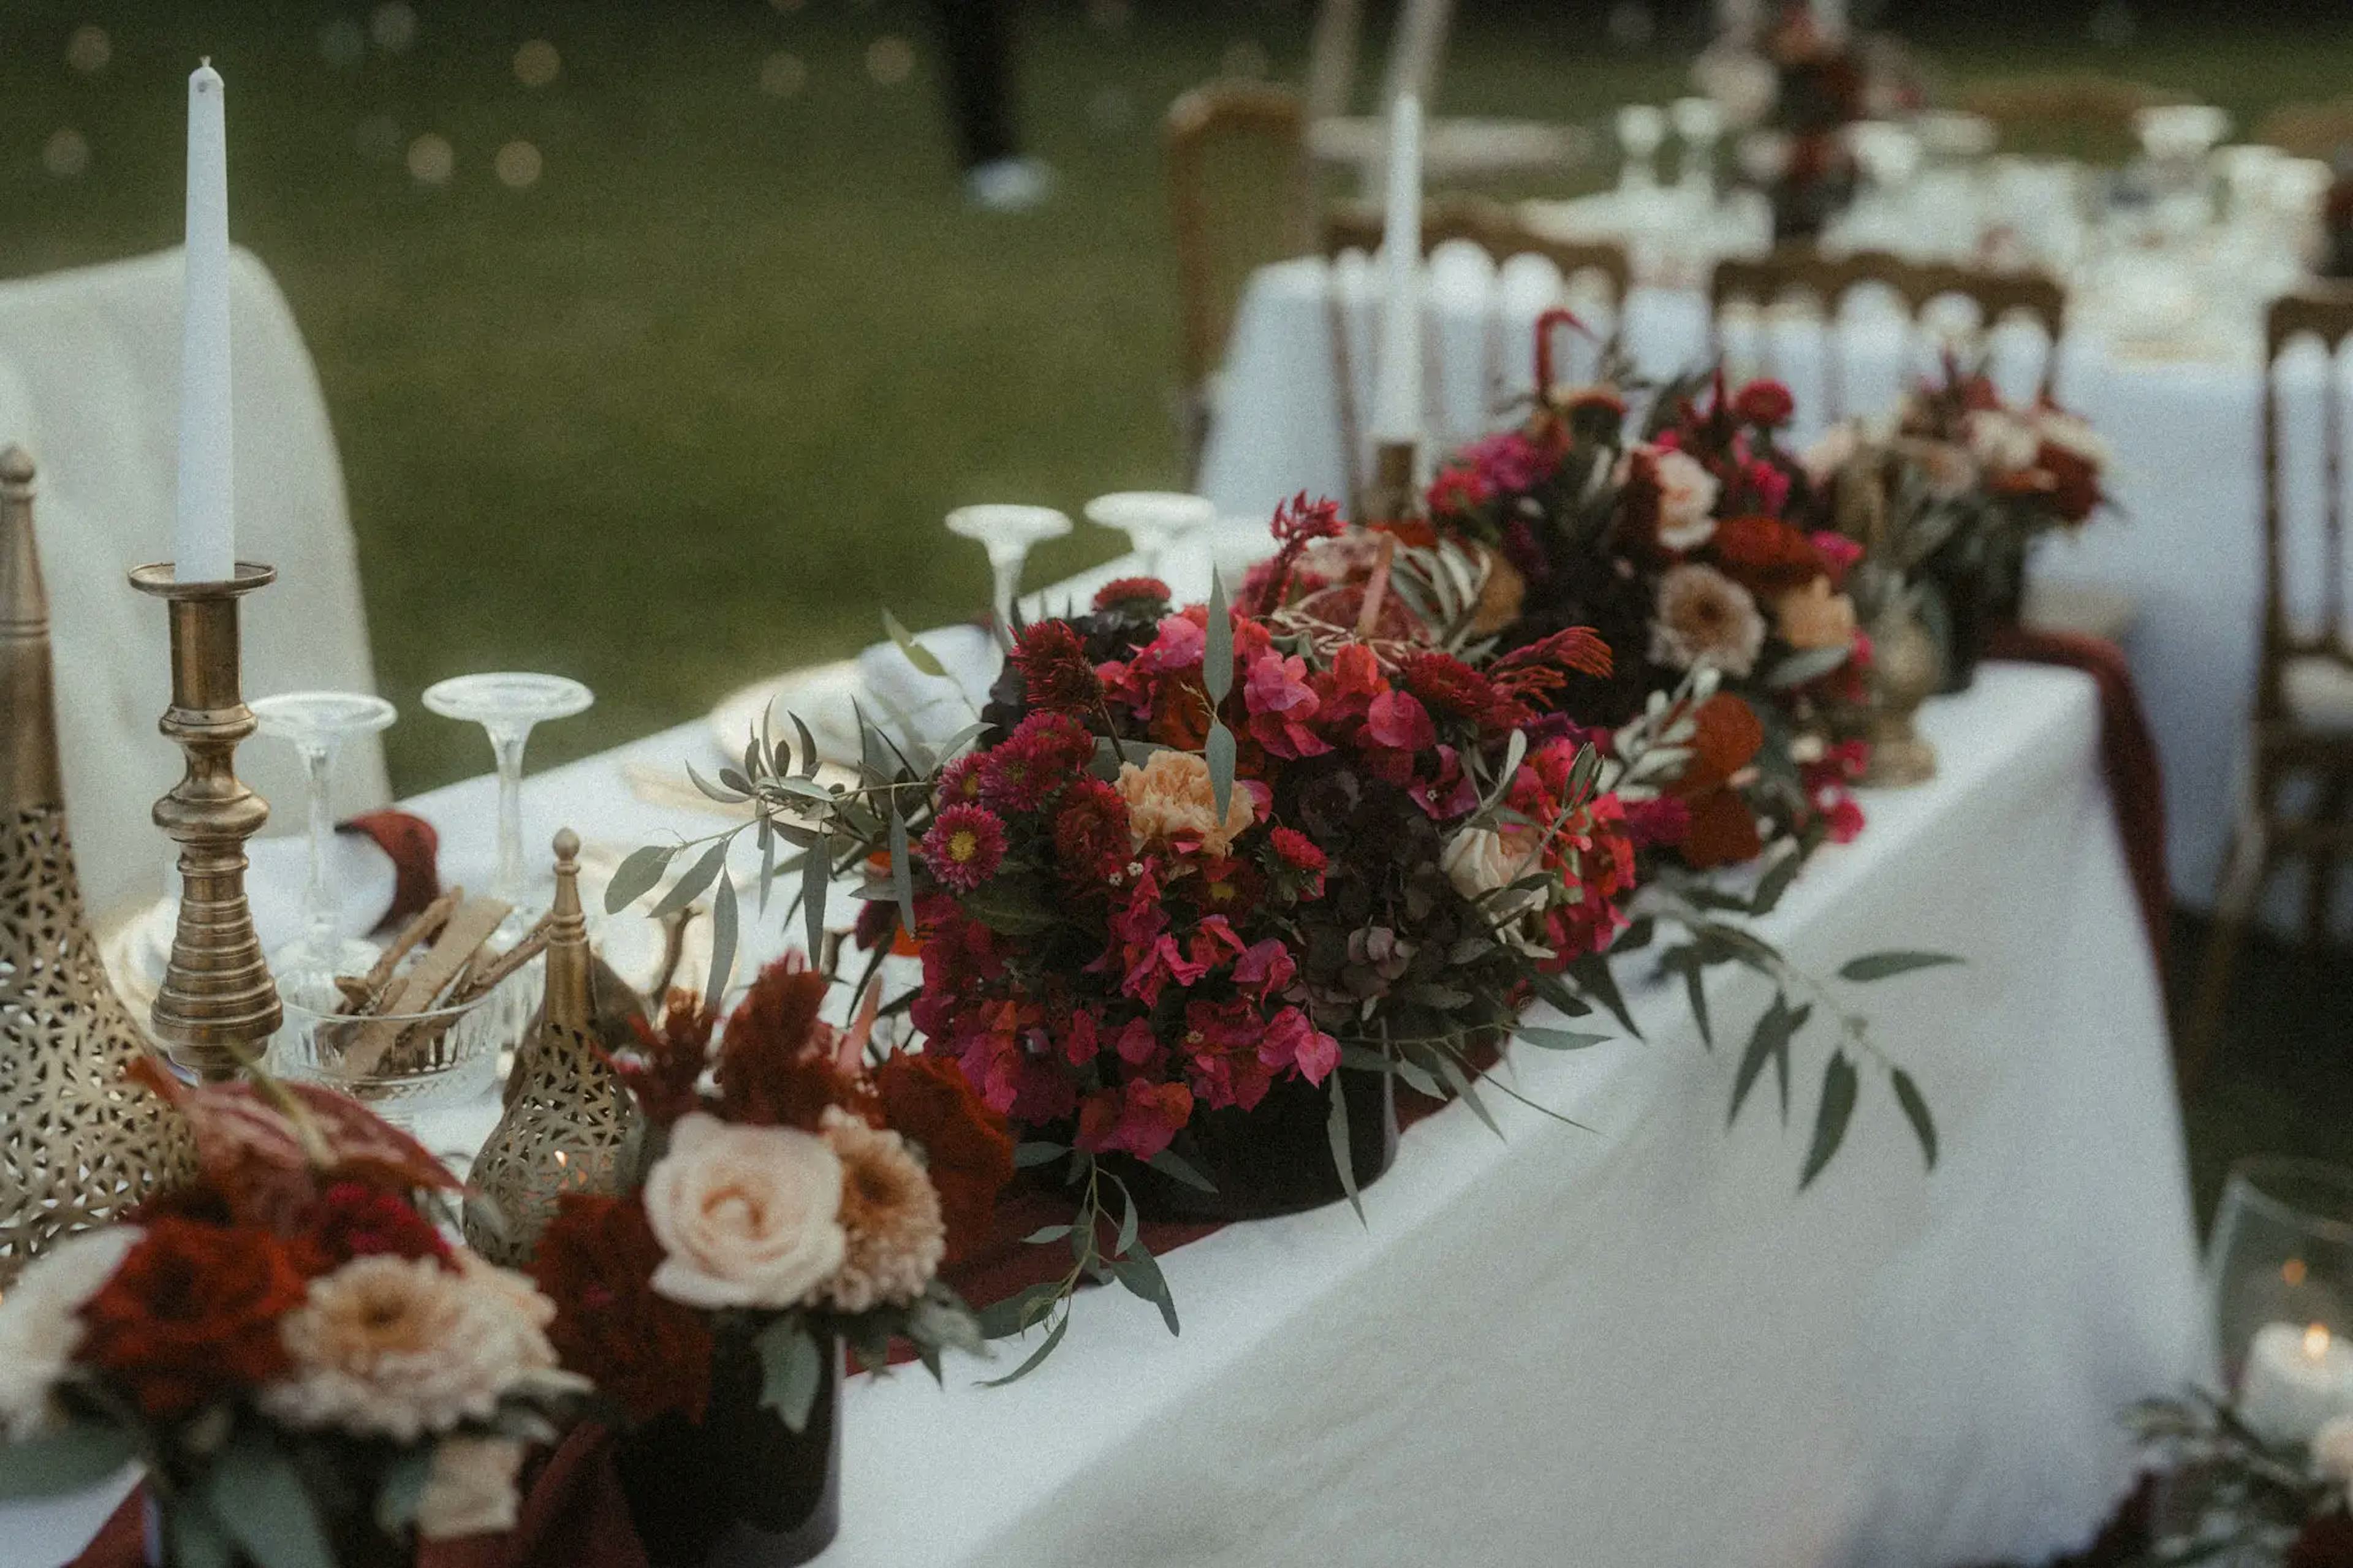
top-left (1422, 346), bottom-right (1870, 867)
top-left (1801, 358), bottom-right (2112, 691)
top-left (528, 955), bottom-right (1006, 1568)
top-left (0, 1064), bottom-right (585, 1568)
top-left (610, 496), bottom-right (1955, 1379)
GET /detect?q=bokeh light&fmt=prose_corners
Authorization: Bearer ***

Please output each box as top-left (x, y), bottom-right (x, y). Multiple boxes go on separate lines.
top-left (514, 40), bottom-right (561, 89)
top-left (370, 2), bottom-right (419, 56)
top-left (865, 36), bottom-right (915, 87)
top-left (406, 133), bottom-right (454, 186)
top-left (355, 115), bottom-right (402, 164)
top-left (66, 26), bottom-right (112, 75)
top-left (42, 129), bottom-right (91, 178)
top-left (494, 140), bottom-right (543, 189)
top-left (759, 52), bottom-right (808, 99)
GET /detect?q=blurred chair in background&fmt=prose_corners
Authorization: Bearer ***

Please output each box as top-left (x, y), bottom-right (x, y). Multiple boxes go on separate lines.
top-left (1708, 246), bottom-right (2066, 417)
top-left (1320, 195), bottom-right (1629, 515)
top-left (2188, 286), bottom-right (2353, 1072)
top-left (1167, 81), bottom-right (1314, 474)
top-left (0, 247), bottom-right (384, 920)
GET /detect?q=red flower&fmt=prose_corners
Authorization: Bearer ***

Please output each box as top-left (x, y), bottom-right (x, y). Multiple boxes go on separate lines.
top-left (1074, 1078), bottom-right (1195, 1162)
top-left (934, 753), bottom-right (987, 807)
top-left (1269, 492), bottom-right (1344, 549)
top-left (1398, 651), bottom-right (1504, 729)
top-left (979, 712), bottom-right (1096, 811)
top-left (922, 803), bottom-right (1009, 893)
top-left (716, 960), bottom-right (860, 1130)
top-left (1257, 1006), bottom-right (1339, 1084)
top-left (1093, 577), bottom-right (1172, 612)
top-left (78, 1219), bottom-right (308, 1418)
top-left (533, 1195), bottom-right (714, 1426)
top-left (300, 1181), bottom-right (453, 1271)
top-left (1365, 689), bottom-right (1437, 752)
top-left (1052, 777), bottom-right (1132, 882)
top-left (615, 993), bottom-right (717, 1126)
top-left (1268, 826), bottom-right (1327, 877)
top-left (1009, 621), bottom-right (1102, 715)
top-left (1425, 463), bottom-right (1493, 518)
top-left (1488, 626), bottom-right (1615, 715)
top-left (1732, 379), bottom-right (1795, 428)
top-left (1710, 515), bottom-right (1824, 594)
top-left (873, 1050), bottom-right (1017, 1265)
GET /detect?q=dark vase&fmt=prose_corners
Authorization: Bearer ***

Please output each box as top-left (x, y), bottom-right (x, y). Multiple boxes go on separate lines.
top-left (615, 1335), bottom-right (841, 1568)
top-left (1121, 1063), bottom-right (1397, 1222)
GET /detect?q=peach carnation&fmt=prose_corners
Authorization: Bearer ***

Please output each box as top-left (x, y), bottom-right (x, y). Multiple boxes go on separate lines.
top-left (1115, 749), bottom-right (1256, 857)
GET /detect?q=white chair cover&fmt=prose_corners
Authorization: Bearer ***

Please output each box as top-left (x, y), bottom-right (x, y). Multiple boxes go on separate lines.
top-left (0, 246), bottom-right (385, 921)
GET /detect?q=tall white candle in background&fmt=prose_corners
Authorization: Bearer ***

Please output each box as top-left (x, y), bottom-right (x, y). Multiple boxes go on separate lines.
top-left (1370, 91), bottom-right (1424, 446)
top-left (174, 60), bottom-right (235, 583)
top-left (2240, 1322), bottom-right (2353, 1444)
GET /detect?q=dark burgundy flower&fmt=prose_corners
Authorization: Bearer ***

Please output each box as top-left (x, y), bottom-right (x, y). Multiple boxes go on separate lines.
top-left (873, 1050), bottom-right (1015, 1265)
top-left (1093, 577), bottom-right (1172, 612)
top-left (1732, 379), bottom-right (1795, 428)
top-left (1052, 776), bottom-right (1132, 882)
top-left (922, 803), bottom-right (1010, 893)
top-left (534, 1195), bottom-right (714, 1426)
top-left (1009, 621), bottom-right (1102, 715)
top-left (78, 1219), bottom-right (308, 1418)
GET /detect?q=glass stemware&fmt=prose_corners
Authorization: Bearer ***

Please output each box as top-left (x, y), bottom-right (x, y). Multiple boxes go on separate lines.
top-left (420, 672), bottom-right (594, 943)
top-left (944, 504), bottom-right (1072, 627)
top-left (250, 691), bottom-right (398, 984)
top-left (1083, 491), bottom-right (1216, 581)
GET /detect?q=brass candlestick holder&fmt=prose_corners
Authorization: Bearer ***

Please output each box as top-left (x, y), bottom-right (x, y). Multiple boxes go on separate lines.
top-left (2, 447), bottom-right (195, 1282)
top-left (1363, 437), bottom-right (1419, 528)
top-left (129, 558), bottom-right (281, 1078)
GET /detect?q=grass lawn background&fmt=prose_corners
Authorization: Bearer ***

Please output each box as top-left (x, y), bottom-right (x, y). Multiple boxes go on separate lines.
top-left (2, 2), bottom-right (2347, 792)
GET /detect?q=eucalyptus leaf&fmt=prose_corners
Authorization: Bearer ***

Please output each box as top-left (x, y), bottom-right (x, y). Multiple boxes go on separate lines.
top-left (1891, 1066), bottom-right (1938, 1170)
top-left (883, 609), bottom-right (949, 677)
top-left (1013, 1141), bottom-right (1067, 1169)
top-left (707, 873), bottom-right (740, 1005)
top-left (1515, 1025), bottom-right (1612, 1051)
top-left (1203, 574), bottom-right (1233, 704)
top-left (603, 843), bottom-right (676, 915)
top-left (1799, 1050), bottom-right (1860, 1189)
top-left (790, 711), bottom-right (822, 779)
top-left (374, 1450), bottom-right (434, 1535)
top-left (889, 806), bottom-right (917, 937)
top-left (977, 1305), bottom-right (1069, 1387)
top-left (1112, 1242), bottom-right (1181, 1336)
top-left (755, 1318), bottom-right (826, 1433)
top-left (1021, 1224), bottom-right (1073, 1244)
top-left (684, 760), bottom-right (749, 803)
top-left (1838, 950), bottom-right (1965, 982)
top-left (650, 838), bottom-right (732, 920)
top-left (0, 1422), bottom-right (137, 1499)
top-left (1750, 844), bottom-right (1803, 916)
top-left (1566, 952), bottom-right (1640, 1040)
top-left (1434, 1051), bottom-right (1502, 1139)
top-left (976, 1280), bottom-right (1065, 1341)
top-left (1206, 719), bottom-right (1237, 825)
top-left (1328, 1069), bottom-right (1365, 1223)
top-left (1730, 992), bottom-right (1806, 1129)
top-left (1146, 1148), bottom-right (1217, 1194)
top-left (801, 829), bottom-right (830, 958)
top-left (1765, 645), bottom-right (1852, 690)
top-left (207, 1431), bottom-right (336, 1568)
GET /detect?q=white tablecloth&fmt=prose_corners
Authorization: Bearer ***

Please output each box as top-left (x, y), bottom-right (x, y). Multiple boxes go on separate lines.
top-left (16, 660), bottom-right (2206, 1568)
top-left (1200, 256), bottom-right (2353, 922)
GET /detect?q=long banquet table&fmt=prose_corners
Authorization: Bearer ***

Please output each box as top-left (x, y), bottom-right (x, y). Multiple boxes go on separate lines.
top-left (1199, 254), bottom-right (2353, 928)
top-left (24, 638), bottom-right (2208, 1566)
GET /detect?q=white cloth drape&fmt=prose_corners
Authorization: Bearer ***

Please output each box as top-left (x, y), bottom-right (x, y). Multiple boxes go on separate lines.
top-left (0, 247), bottom-right (384, 921)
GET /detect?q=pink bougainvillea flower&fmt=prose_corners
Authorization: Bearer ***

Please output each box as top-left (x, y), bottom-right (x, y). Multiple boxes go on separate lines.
top-left (1075, 1078), bottom-right (1196, 1162)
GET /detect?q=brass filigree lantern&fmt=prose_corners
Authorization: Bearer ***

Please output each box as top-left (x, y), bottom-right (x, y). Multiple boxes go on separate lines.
top-left (0, 447), bottom-right (195, 1284)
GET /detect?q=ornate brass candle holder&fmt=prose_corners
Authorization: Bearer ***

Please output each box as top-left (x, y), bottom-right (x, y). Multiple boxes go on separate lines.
top-left (2, 447), bottom-right (195, 1282)
top-left (128, 558), bottom-right (281, 1078)
top-left (465, 828), bottom-right (639, 1266)
top-left (1363, 437), bottom-right (1419, 528)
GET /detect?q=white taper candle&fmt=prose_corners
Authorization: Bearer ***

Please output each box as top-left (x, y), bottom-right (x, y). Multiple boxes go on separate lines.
top-left (174, 61), bottom-right (235, 583)
top-left (1370, 91), bottom-right (1424, 446)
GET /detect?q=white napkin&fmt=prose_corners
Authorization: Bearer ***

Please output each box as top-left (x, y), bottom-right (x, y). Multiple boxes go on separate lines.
top-left (123, 832), bottom-right (398, 983)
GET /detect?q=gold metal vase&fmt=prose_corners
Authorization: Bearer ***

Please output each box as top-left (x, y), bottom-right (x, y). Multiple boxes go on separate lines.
top-left (0, 447), bottom-right (195, 1284)
top-left (463, 828), bottom-right (640, 1266)
top-left (1860, 597), bottom-right (1942, 788)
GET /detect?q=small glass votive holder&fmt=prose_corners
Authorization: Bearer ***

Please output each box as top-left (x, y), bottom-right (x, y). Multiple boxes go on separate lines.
top-left (273, 972), bottom-right (505, 1122)
top-left (2208, 1157), bottom-right (2353, 1418)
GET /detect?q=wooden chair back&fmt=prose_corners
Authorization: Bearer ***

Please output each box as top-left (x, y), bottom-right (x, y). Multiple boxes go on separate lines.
top-left (1165, 82), bottom-right (1311, 467)
top-left (1708, 246), bottom-right (2066, 417)
top-left (2260, 288), bottom-right (2353, 722)
top-left (1314, 194), bottom-right (1630, 514)
top-left (2255, 100), bottom-right (2353, 164)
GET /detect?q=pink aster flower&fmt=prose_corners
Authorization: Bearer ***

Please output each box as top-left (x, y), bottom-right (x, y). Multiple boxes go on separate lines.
top-left (920, 803), bottom-right (1007, 893)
